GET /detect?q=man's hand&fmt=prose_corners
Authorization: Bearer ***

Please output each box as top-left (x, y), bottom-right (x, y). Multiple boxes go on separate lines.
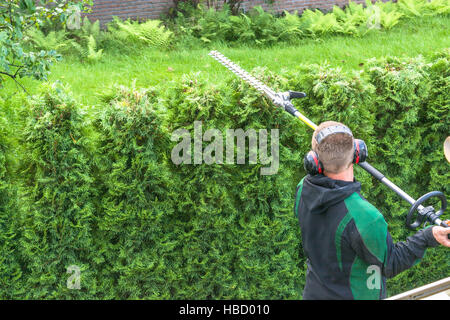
top-left (432, 224), bottom-right (450, 247)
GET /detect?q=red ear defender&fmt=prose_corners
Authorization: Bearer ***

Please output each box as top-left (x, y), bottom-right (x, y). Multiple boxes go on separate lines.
top-left (353, 139), bottom-right (368, 164)
top-left (304, 150), bottom-right (323, 175)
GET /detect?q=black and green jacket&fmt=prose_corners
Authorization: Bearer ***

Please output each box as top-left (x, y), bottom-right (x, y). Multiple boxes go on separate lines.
top-left (294, 174), bottom-right (439, 300)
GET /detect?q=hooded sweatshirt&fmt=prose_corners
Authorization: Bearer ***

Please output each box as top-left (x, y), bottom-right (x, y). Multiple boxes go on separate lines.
top-left (294, 174), bottom-right (439, 300)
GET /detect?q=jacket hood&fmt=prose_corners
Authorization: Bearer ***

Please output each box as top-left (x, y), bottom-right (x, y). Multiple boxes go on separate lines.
top-left (301, 174), bottom-right (361, 215)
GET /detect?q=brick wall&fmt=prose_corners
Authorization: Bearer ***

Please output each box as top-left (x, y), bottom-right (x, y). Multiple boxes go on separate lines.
top-left (85, 0), bottom-right (175, 25)
top-left (85, 0), bottom-right (386, 26)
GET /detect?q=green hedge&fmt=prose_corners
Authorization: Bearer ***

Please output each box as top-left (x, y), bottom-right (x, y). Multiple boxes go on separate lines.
top-left (0, 99), bottom-right (22, 298)
top-left (16, 83), bottom-right (97, 298)
top-left (0, 51), bottom-right (448, 299)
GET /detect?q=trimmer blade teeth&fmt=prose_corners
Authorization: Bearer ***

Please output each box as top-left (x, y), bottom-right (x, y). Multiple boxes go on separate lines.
top-left (208, 50), bottom-right (276, 99)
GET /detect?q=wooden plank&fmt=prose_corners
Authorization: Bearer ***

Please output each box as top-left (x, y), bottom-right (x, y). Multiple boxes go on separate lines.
top-left (386, 277), bottom-right (450, 300)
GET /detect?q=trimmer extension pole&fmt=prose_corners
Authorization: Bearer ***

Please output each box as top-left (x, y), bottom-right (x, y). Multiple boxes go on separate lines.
top-left (209, 50), bottom-right (448, 231)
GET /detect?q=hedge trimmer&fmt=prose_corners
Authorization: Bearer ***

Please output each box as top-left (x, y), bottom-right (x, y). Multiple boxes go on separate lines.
top-left (209, 50), bottom-right (449, 233)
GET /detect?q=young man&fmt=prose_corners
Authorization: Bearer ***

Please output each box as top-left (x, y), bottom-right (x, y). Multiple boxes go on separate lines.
top-left (294, 121), bottom-right (450, 300)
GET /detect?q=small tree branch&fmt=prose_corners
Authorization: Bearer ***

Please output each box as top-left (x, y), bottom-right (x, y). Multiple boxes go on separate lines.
top-left (0, 71), bottom-right (30, 95)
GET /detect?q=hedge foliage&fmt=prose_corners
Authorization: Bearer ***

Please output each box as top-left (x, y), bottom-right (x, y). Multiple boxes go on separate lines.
top-left (0, 51), bottom-right (448, 299)
top-left (0, 98), bottom-right (22, 297)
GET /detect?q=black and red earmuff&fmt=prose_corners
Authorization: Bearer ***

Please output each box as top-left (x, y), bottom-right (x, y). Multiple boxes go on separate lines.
top-left (303, 150), bottom-right (323, 175)
top-left (353, 139), bottom-right (368, 164)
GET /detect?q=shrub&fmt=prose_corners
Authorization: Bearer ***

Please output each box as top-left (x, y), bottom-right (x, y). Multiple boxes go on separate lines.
top-left (277, 11), bottom-right (304, 42)
top-left (0, 101), bottom-right (22, 298)
top-left (164, 71), bottom-right (305, 298)
top-left (93, 85), bottom-right (180, 298)
top-left (17, 83), bottom-right (97, 298)
top-left (24, 18), bottom-right (104, 63)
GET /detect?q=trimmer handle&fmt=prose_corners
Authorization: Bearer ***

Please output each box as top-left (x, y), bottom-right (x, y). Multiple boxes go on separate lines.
top-left (406, 191), bottom-right (448, 236)
top-left (288, 91), bottom-right (307, 99)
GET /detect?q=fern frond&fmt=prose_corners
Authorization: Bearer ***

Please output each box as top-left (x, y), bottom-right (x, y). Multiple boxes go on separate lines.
top-left (86, 35), bottom-right (103, 63)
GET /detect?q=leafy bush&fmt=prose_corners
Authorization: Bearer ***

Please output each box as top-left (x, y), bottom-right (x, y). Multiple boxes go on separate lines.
top-left (0, 100), bottom-right (22, 298)
top-left (68, 17), bottom-right (104, 63)
top-left (163, 71), bottom-right (305, 298)
top-left (16, 0), bottom-right (450, 62)
top-left (16, 83), bottom-right (97, 298)
top-left (93, 85), bottom-right (181, 298)
top-left (70, 17), bottom-right (102, 44)
top-left (277, 11), bottom-right (304, 42)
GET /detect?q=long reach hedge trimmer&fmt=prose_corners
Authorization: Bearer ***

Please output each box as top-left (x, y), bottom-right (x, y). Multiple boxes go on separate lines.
top-left (208, 50), bottom-right (449, 233)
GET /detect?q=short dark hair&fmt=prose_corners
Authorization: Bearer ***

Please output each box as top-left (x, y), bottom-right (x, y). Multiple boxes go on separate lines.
top-left (311, 121), bottom-right (354, 174)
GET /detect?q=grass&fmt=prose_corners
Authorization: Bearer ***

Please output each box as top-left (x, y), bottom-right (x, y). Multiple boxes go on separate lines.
top-left (2, 15), bottom-right (450, 106)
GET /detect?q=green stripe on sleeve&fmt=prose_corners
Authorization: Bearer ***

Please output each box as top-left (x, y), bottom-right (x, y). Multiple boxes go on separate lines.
top-left (335, 213), bottom-right (352, 271)
top-left (294, 177), bottom-right (306, 218)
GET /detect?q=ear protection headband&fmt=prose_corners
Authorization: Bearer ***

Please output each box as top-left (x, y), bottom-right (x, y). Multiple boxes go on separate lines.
top-left (303, 125), bottom-right (368, 175)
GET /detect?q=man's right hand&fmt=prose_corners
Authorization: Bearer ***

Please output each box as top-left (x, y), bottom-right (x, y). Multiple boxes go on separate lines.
top-left (432, 224), bottom-right (450, 247)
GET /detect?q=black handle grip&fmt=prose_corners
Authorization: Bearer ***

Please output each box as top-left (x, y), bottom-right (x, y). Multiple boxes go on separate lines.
top-left (284, 101), bottom-right (299, 117)
top-left (289, 91), bottom-right (307, 99)
top-left (358, 161), bottom-right (385, 181)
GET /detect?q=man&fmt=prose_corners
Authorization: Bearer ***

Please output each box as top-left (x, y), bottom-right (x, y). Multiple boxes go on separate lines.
top-left (294, 120), bottom-right (450, 300)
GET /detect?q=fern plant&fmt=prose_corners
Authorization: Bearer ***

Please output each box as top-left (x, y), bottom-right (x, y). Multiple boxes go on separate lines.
top-left (277, 11), bottom-right (303, 42)
top-left (67, 35), bottom-right (103, 63)
top-left (397, 0), bottom-right (427, 17)
top-left (69, 17), bottom-right (102, 46)
top-left (249, 6), bottom-right (282, 45)
top-left (86, 35), bottom-right (103, 63)
top-left (113, 19), bottom-right (173, 49)
top-left (301, 9), bottom-right (343, 36)
top-left (379, 9), bottom-right (403, 30)
top-left (229, 13), bottom-right (256, 43)
top-left (195, 4), bottom-right (233, 43)
top-left (425, 0), bottom-right (450, 15)
top-left (24, 29), bottom-right (74, 54)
